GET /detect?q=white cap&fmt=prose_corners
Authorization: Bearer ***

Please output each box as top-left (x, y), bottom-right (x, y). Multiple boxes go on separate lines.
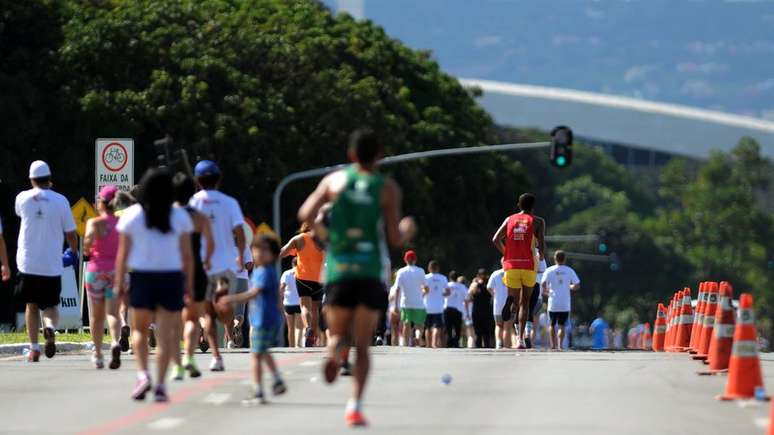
top-left (29, 160), bottom-right (51, 178)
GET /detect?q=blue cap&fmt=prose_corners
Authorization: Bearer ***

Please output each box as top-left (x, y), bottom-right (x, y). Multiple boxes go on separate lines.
top-left (194, 160), bottom-right (220, 177)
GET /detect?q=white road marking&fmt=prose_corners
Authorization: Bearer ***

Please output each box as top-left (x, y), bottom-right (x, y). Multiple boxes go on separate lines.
top-left (754, 417), bottom-right (769, 429)
top-left (202, 393), bottom-right (231, 406)
top-left (148, 418), bottom-right (184, 430)
top-left (300, 360), bottom-right (320, 367)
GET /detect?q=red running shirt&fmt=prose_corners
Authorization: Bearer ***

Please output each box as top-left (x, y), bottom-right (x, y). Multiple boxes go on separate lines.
top-left (503, 213), bottom-right (535, 271)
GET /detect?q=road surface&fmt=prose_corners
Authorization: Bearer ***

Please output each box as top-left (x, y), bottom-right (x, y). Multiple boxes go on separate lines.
top-left (0, 347), bottom-right (771, 434)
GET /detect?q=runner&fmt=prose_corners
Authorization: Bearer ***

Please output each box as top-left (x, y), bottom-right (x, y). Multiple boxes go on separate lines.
top-left (444, 272), bottom-right (466, 348)
top-left (0, 215), bottom-right (11, 282)
top-left (487, 264), bottom-right (512, 349)
top-left (228, 244), bottom-right (253, 349)
top-left (297, 128), bottom-right (416, 426)
top-left (461, 277), bottom-right (476, 348)
top-left (189, 160), bottom-right (246, 372)
top-left (280, 259), bottom-right (302, 347)
top-left (424, 260), bottom-right (448, 349)
top-left (394, 251), bottom-right (428, 347)
top-left (469, 269), bottom-right (494, 348)
top-left (112, 190), bottom-right (136, 352)
top-left (171, 173), bottom-right (214, 379)
top-left (387, 278), bottom-right (401, 346)
top-left (114, 168), bottom-right (194, 401)
top-left (280, 223), bottom-right (325, 347)
top-left (218, 235), bottom-right (287, 404)
top-left (83, 185), bottom-right (122, 369)
top-left (492, 193), bottom-right (546, 349)
top-left (526, 250), bottom-right (548, 349)
top-left (540, 250), bottom-right (580, 351)
top-left (14, 161), bottom-right (78, 362)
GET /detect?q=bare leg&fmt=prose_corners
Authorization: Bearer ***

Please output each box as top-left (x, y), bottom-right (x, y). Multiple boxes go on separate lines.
top-left (105, 298), bottom-right (121, 345)
top-left (557, 324), bottom-right (566, 351)
top-left (41, 306), bottom-right (59, 331)
top-left (351, 306), bottom-right (379, 402)
top-left (311, 300), bottom-right (321, 345)
top-left (401, 322), bottom-right (411, 346)
top-left (131, 309), bottom-right (153, 373)
top-left (299, 296), bottom-right (312, 331)
top-left (285, 314), bottom-right (296, 347)
top-left (155, 308), bottom-right (179, 383)
top-left (183, 302), bottom-right (202, 359)
top-left (503, 320), bottom-right (514, 348)
top-left (203, 303), bottom-right (221, 358)
top-left (518, 287), bottom-right (532, 346)
top-left (295, 316), bottom-right (304, 347)
top-left (25, 304), bottom-right (40, 346)
top-left (89, 297), bottom-right (106, 358)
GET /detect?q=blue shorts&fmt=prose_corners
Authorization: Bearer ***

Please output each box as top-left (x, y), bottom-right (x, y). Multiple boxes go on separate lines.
top-left (129, 271), bottom-right (184, 312)
top-left (425, 313), bottom-right (445, 329)
top-left (250, 325), bottom-right (280, 354)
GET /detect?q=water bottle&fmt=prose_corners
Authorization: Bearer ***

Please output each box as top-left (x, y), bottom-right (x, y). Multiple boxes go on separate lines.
top-left (22, 348), bottom-right (30, 362)
top-left (755, 386), bottom-right (767, 401)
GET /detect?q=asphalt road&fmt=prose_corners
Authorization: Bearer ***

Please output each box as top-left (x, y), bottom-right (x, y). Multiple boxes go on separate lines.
top-left (0, 347), bottom-right (772, 434)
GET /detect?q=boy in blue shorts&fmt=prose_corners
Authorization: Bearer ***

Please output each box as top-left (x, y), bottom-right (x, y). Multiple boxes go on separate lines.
top-left (219, 235), bottom-right (287, 404)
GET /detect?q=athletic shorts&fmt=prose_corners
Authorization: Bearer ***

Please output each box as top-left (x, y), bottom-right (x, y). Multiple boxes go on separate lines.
top-left (425, 313), bottom-right (445, 328)
top-left (85, 270), bottom-right (115, 300)
top-left (529, 284), bottom-right (543, 319)
top-left (297, 279), bottom-right (324, 302)
top-left (549, 311), bottom-right (569, 327)
top-left (503, 269), bottom-right (537, 289)
top-left (401, 308), bottom-right (427, 326)
top-left (192, 266), bottom-right (208, 303)
top-left (250, 325), bottom-right (280, 354)
top-left (15, 273), bottom-right (61, 310)
top-left (325, 279), bottom-right (387, 311)
top-left (284, 305), bottom-right (301, 315)
top-left (129, 271), bottom-right (184, 312)
top-left (494, 297), bottom-right (513, 323)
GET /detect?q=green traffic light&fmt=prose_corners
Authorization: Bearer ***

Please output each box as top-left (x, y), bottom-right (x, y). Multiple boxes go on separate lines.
top-left (556, 155), bottom-right (567, 167)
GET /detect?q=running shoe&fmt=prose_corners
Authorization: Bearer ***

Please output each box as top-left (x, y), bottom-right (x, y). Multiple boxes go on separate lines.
top-left (233, 326), bottom-right (244, 348)
top-left (171, 365), bottom-right (185, 381)
top-left (92, 354), bottom-right (104, 370)
top-left (109, 344), bottom-right (122, 370)
top-left (272, 379), bottom-right (287, 396)
top-left (345, 410), bottom-right (368, 427)
top-left (198, 330), bottom-right (209, 353)
top-left (525, 337), bottom-right (533, 349)
top-left (43, 327), bottom-right (56, 358)
top-left (323, 357), bottom-right (339, 384)
top-left (119, 325), bottom-right (130, 352)
top-left (516, 340), bottom-right (527, 350)
top-left (304, 328), bottom-right (314, 348)
top-left (375, 336), bottom-right (384, 346)
top-left (226, 340), bottom-right (236, 350)
top-left (340, 361), bottom-right (353, 377)
top-left (184, 359), bottom-right (202, 378)
top-left (154, 384), bottom-right (169, 402)
top-left (148, 328), bottom-right (157, 348)
top-left (209, 357), bottom-right (224, 372)
top-left (132, 377), bottom-right (152, 401)
top-left (241, 392), bottom-right (267, 406)
top-left (27, 349), bottom-right (40, 363)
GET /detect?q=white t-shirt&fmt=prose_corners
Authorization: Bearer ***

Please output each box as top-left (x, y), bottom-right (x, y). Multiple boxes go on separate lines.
top-left (116, 204), bottom-right (193, 271)
top-left (189, 190), bottom-right (244, 275)
top-left (424, 273), bottom-right (448, 314)
top-left (445, 281), bottom-right (466, 313)
top-left (281, 269), bottom-right (300, 306)
top-left (396, 265), bottom-right (427, 310)
top-left (541, 264), bottom-right (580, 312)
top-left (15, 188), bottom-right (77, 276)
top-left (488, 269), bottom-right (508, 315)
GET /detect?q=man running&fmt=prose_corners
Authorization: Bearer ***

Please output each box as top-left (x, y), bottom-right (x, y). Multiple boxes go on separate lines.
top-left (15, 161), bottom-right (78, 361)
top-left (487, 264), bottom-right (512, 349)
top-left (541, 250), bottom-right (580, 351)
top-left (298, 128), bottom-right (416, 426)
top-left (424, 260), bottom-right (448, 348)
top-left (394, 251), bottom-right (428, 347)
top-left (189, 160), bottom-right (246, 371)
top-left (492, 193), bottom-right (545, 349)
top-left (444, 272), bottom-right (466, 348)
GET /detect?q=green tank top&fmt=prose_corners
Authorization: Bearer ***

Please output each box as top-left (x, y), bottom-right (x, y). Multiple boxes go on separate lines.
top-left (325, 165), bottom-right (387, 283)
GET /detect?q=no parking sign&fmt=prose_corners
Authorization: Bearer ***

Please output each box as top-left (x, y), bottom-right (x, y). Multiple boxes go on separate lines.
top-left (95, 138), bottom-right (134, 197)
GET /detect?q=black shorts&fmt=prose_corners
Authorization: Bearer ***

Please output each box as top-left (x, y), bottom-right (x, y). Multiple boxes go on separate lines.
top-left (528, 284), bottom-right (542, 319)
top-left (129, 271), bottom-right (185, 312)
top-left (193, 267), bottom-right (208, 302)
top-left (296, 279), bottom-right (324, 302)
top-left (15, 273), bottom-right (62, 310)
top-left (325, 279), bottom-right (387, 311)
top-left (425, 313), bottom-right (445, 328)
top-left (549, 311), bottom-right (569, 326)
top-left (284, 305), bottom-right (301, 315)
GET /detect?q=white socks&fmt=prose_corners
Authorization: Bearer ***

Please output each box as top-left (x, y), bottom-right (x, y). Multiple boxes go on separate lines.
top-left (346, 398), bottom-right (362, 412)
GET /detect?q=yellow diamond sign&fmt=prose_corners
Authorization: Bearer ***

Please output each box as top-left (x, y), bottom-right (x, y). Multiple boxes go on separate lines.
top-left (255, 222), bottom-right (278, 240)
top-left (71, 197), bottom-right (97, 237)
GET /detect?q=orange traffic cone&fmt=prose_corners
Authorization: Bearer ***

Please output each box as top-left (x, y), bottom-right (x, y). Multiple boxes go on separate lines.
top-left (674, 288), bottom-right (693, 352)
top-left (717, 293), bottom-right (768, 401)
top-left (768, 399), bottom-right (774, 435)
top-left (694, 282), bottom-right (719, 360)
top-left (641, 323), bottom-right (652, 350)
top-left (699, 282), bottom-right (735, 374)
top-left (652, 304), bottom-right (667, 352)
top-left (666, 293), bottom-right (679, 351)
top-left (689, 282), bottom-right (706, 354)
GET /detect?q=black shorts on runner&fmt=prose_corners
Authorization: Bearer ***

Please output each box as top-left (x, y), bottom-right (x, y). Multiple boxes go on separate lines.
top-left (129, 271), bottom-right (185, 312)
top-left (425, 313), bottom-right (445, 329)
top-left (193, 267), bottom-right (208, 302)
top-left (284, 305), bottom-right (301, 315)
top-left (502, 296), bottom-right (513, 321)
top-left (528, 284), bottom-right (542, 319)
top-left (15, 273), bottom-right (62, 310)
top-left (549, 311), bottom-right (569, 327)
top-left (325, 279), bottom-right (387, 311)
top-left (296, 279), bottom-right (324, 302)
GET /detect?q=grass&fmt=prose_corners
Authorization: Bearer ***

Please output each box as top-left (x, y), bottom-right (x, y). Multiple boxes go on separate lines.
top-left (0, 332), bottom-right (96, 345)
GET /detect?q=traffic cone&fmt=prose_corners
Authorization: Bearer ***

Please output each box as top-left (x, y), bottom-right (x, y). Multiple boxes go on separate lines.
top-left (689, 282), bottom-right (706, 354)
top-left (652, 304), bottom-right (667, 352)
top-left (717, 293), bottom-right (768, 401)
top-left (674, 288), bottom-right (693, 352)
top-left (699, 282), bottom-right (735, 375)
top-left (641, 322), bottom-right (652, 350)
top-left (666, 293), bottom-right (679, 351)
top-left (694, 282), bottom-right (719, 361)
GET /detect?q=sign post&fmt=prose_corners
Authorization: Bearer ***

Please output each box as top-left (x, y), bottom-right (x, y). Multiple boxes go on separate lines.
top-left (95, 138), bottom-right (134, 197)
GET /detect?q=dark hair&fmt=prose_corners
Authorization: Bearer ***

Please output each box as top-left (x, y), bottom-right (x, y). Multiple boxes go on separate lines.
top-left (253, 234), bottom-right (281, 258)
top-left (518, 193), bottom-right (536, 212)
top-left (113, 191), bottom-right (136, 211)
top-left (172, 172), bottom-right (196, 204)
top-left (477, 268), bottom-right (487, 276)
top-left (139, 168), bottom-right (173, 233)
top-left (448, 270), bottom-right (458, 282)
top-left (348, 128), bottom-right (383, 165)
top-left (428, 260), bottom-right (439, 271)
top-left (196, 174), bottom-right (220, 190)
top-left (130, 184), bottom-right (143, 203)
top-left (31, 176), bottom-right (51, 185)
top-left (555, 250), bottom-right (566, 263)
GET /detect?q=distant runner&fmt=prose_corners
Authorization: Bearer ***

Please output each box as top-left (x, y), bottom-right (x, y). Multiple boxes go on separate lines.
top-left (280, 259), bottom-right (302, 347)
top-left (492, 193), bottom-right (546, 349)
top-left (444, 272), bottom-right (467, 348)
top-left (298, 128), bottom-right (416, 426)
top-left (469, 269), bottom-right (494, 348)
top-left (15, 161), bottom-right (78, 362)
top-left (540, 250), bottom-right (580, 351)
top-left (424, 261), bottom-right (449, 349)
top-left (395, 251), bottom-right (428, 347)
top-left (526, 250), bottom-right (548, 349)
top-left (487, 265), bottom-right (512, 349)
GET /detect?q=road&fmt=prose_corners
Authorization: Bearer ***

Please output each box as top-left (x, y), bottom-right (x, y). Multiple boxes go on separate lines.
top-left (0, 347), bottom-right (771, 434)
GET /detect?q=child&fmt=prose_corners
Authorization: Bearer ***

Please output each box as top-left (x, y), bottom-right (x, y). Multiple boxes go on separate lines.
top-left (218, 235), bottom-right (287, 403)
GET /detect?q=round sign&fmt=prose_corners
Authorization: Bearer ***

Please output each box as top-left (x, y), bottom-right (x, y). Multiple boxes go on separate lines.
top-left (101, 142), bottom-right (129, 172)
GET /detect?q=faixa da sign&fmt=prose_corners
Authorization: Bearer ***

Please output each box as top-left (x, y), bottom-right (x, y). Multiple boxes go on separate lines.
top-left (95, 138), bottom-right (134, 197)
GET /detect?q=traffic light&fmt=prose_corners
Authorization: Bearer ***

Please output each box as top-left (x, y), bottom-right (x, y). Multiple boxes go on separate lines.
top-left (154, 134), bottom-right (174, 168)
top-left (550, 126), bottom-right (573, 168)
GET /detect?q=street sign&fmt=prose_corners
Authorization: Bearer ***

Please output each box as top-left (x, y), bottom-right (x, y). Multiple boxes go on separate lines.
top-left (71, 197), bottom-right (97, 237)
top-left (95, 138), bottom-right (134, 197)
top-left (256, 222), bottom-right (278, 239)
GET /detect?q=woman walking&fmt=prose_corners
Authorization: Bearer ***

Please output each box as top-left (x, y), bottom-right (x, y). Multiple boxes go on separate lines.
top-left (469, 269), bottom-right (494, 348)
top-left (114, 169), bottom-right (194, 401)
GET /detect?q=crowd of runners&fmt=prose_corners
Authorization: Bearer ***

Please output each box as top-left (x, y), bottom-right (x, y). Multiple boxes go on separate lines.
top-left (3, 129), bottom-right (583, 426)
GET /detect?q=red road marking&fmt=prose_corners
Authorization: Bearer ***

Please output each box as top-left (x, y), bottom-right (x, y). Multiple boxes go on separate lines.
top-left (78, 353), bottom-right (315, 435)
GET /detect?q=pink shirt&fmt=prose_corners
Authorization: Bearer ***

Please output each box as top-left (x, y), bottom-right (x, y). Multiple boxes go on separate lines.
top-left (86, 214), bottom-right (119, 272)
